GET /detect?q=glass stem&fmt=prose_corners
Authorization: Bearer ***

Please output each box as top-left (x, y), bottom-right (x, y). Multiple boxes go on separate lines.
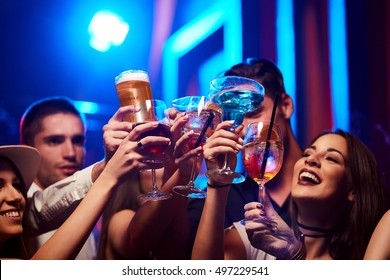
top-left (222, 154), bottom-right (230, 170)
top-left (258, 182), bottom-right (266, 204)
top-left (150, 169), bottom-right (158, 193)
top-left (222, 126), bottom-right (235, 171)
top-left (187, 155), bottom-right (198, 187)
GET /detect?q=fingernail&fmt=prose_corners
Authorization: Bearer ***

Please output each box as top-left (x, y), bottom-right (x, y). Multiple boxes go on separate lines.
top-left (256, 203), bottom-right (264, 210)
top-left (236, 144), bottom-right (243, 150)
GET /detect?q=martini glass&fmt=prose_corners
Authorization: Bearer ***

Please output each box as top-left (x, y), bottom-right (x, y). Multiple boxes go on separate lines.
top-left (136, 99), bottom-right (173, 202)
top-left (205, 76), bottom-right (265, 184)
top-left (171, 96), bottom-right (222, 198)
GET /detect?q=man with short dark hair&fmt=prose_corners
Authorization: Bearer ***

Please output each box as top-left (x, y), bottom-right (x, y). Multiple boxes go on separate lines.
top-left (21, 96), bottom-right (133, 259)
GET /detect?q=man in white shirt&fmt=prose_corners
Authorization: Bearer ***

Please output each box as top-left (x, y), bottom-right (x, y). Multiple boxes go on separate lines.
top-left (20, 96), bottom-right (132, 259)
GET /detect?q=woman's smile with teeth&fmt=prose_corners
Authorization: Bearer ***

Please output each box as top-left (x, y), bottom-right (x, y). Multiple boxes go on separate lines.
top-left (1, 211), bottom-right (20, 217)
top-left (299, 171), bottom-right (320, 184)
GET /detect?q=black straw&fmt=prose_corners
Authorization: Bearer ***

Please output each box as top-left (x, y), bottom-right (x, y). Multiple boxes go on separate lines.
top-left (259, 93), bottom-right (280, 180)
top-left (194, 112), bottom-right (215, 148)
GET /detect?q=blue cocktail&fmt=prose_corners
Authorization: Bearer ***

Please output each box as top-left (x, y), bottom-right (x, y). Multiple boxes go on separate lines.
top-left (206, 76), bottom-right (265, 184)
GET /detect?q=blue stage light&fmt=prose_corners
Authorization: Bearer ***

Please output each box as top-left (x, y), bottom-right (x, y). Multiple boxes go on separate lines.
top-left (74, 101), bottom-right (100, 114)
top-left (329, 0), bottom-right (349, 131)
top-left (276, 0), bottom-right (296, 135)
top-left (88, 10), bottom-right (129, 52)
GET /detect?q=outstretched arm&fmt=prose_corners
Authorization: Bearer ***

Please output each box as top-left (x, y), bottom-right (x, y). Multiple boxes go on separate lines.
top-left (31, 123), bottom-right (170, 259)
top-left (192, 121), bottom-right (243, 259)
top-left (192, 184), bottom-right (231, 260)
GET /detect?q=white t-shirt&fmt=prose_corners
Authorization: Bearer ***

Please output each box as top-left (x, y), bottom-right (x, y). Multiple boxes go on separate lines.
top-left (232, 221), bottom-right (276, 260)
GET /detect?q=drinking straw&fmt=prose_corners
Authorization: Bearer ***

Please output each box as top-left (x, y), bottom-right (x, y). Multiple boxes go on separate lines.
top-left (259, 93), bottom-right (280, 180)
top-left (194, 112), bottom-right (215, 148)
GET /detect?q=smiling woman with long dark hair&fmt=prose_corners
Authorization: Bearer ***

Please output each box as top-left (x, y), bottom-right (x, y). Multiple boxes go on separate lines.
top-left (244, 129), bottom-right (388, 260)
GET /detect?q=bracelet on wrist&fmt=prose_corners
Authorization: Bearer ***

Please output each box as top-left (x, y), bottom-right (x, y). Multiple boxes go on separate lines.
top-left (206, 182), bottom-right (231, 189)
top-left (289, 242), bottom-right (306, 260)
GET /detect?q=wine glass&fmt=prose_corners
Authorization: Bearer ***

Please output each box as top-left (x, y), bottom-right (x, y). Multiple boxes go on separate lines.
top-left (242, 121), bottom-right (284, 224)
top-left (171, 96), bottom-right (222, 198)
top-left (136, 99), bottom-right (173, 202)
top-left (205, 76), bottom-right (265, 184)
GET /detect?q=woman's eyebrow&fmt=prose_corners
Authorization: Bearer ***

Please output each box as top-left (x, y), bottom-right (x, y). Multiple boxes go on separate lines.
top-left (307, 146), bottom-right (345, 159)
top-left (326, 147), bottom-right (346, 159)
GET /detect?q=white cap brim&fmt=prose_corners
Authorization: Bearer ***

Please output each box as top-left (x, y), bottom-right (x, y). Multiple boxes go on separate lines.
top-left (0, 145), bottom-right (41, 190)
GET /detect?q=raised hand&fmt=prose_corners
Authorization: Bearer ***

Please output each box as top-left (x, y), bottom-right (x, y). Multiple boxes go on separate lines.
top-left (102, 105), bottom-right (139, 162)
top-left (102, 122), bottom-right (171, 183)
top-left (203, 121), bottom-right (243, 175)
top-left (244, 194), bottom-right (302, 259)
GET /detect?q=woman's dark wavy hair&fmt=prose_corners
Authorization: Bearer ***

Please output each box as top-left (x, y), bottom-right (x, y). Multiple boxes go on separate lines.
top-left (0, 157), bottom-right (29, 259)
top-left (290, 129), bottom-right (387, 259)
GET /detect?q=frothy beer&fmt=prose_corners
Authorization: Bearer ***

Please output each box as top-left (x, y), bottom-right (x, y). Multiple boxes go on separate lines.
top-left (115, 70), bottom-right (153, 122)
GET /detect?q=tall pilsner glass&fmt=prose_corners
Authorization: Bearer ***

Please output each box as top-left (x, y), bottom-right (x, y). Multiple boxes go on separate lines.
top-left (115, 70), bottom-right (153, 122)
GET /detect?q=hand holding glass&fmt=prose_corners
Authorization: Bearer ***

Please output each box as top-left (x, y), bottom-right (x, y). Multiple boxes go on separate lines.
top-left (136, 99), bottom-right (173, 202)
top-left (242, 121), bottom-right (284, 224)
top-left (171, 96), bottom-right (222, 198)
top-left (206, 76), bottom-right (265, 184)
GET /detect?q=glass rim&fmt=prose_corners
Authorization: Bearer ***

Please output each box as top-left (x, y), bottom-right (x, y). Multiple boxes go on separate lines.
top-left (171, 95), bottom-right (208, 112)
top-left (210, 75), bottom-right (264, 90)
top-left (208, 76), bottom-right (265, 102)
top-left (244, 121), bottom-right (283, 143)
top-left (115, 69), bottom-right (149, 84)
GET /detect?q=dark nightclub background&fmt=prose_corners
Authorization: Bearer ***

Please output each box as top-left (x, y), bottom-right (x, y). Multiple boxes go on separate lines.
top-left (1, 0), bottom-right (389, 189)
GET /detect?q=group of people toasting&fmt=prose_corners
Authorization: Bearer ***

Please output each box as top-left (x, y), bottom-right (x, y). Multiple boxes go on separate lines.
top-left (0, 58), bottom-right (389, 260)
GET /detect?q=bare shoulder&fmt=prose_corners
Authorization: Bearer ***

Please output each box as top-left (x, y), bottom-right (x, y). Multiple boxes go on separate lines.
top-left (106, 209), bottom-right (136, 256)
top-left (381, 210), bottom-right (390, 224)
top-left (374, 210), bottom-right (390, 232)
top-left (364, 210), bottom-right (390, 260)
top-left (108, 209), bottom-right (136, 235)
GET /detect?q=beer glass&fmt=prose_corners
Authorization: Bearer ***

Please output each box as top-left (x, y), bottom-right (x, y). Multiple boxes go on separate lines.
top-left (115, 70), bottom-right (153, 122)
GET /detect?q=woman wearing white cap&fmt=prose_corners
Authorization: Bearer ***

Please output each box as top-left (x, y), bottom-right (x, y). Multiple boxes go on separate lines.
top-left (0, 121), bottom-right (173, 259)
